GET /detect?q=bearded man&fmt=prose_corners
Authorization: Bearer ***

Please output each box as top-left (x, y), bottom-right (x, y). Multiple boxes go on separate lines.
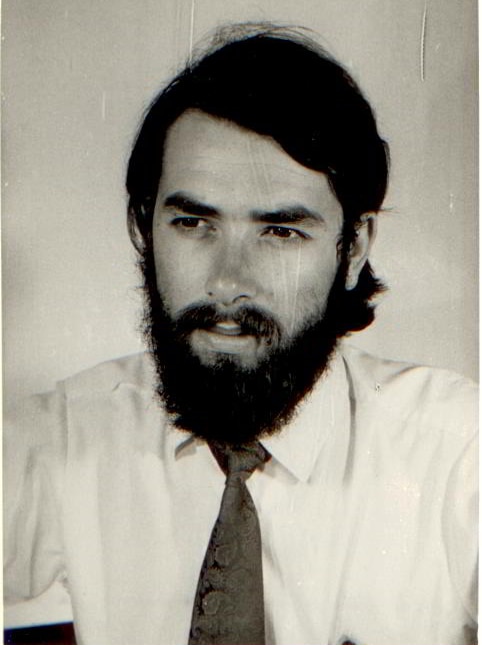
top-left (4, 24), bottom-right (477, 645)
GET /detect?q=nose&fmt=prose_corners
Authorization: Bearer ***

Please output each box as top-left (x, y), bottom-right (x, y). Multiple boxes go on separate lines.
top-left (205, 241), bottom-right (258, 306)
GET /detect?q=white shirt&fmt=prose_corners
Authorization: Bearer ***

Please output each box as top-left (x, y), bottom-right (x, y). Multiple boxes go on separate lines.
top-left (4, 344), bottom-right (477, 645)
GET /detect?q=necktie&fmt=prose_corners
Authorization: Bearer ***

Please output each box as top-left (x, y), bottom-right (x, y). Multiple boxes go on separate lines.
top-left (188, 441), bottom-right (270, 645)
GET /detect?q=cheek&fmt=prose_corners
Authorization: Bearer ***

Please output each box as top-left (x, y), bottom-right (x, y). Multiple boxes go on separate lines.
top-left (262, 245), bottom-right (340, 331)
top-left (152, 238), bottom-right (204, 314)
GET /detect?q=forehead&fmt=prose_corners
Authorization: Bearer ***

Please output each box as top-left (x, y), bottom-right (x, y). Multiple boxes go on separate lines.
top-left (159, 110), bottom-right (341, 215)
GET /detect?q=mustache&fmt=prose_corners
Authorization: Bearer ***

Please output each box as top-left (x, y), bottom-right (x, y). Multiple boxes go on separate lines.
top-left (172, 303), bottom-right (282, 342)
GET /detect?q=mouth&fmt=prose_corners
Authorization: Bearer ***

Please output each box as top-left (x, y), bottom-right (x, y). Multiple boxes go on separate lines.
top-left (208, 321), bottom-right (244, 336)
top-left (192, 321), bottom-right (258, 360)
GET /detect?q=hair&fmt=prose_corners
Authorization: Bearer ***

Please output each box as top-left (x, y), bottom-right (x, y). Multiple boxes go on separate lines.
top-left (127, 23), bottom-right (390, 334)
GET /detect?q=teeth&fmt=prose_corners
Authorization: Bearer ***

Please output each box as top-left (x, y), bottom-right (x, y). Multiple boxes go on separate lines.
top-left (216, 321), bottom-right (239, 330)
top-left (211, 321), bottom-right (243, 336)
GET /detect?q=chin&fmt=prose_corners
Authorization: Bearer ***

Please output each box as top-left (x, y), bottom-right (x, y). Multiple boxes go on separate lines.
top-left (191, 349), bottom-right (262, 372)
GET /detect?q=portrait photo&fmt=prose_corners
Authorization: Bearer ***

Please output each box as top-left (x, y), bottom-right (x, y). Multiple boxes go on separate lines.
top-left (3, 1), bottom-right (477, 644)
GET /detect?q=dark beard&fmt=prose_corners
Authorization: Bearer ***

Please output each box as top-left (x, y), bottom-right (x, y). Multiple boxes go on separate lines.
top-left (142, 250), bottom-right (348, 446)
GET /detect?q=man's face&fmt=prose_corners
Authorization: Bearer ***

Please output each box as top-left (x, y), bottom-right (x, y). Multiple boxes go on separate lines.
top-left (152, 109), bottom-right (345, 370)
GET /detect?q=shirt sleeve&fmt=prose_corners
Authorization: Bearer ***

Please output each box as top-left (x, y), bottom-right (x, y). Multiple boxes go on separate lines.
top-left (442, 431), bottom-right (478, 627)
top-left (4, 385), bottom-right (68, 603)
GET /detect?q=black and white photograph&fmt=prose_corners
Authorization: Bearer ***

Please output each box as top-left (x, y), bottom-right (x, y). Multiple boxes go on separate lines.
top-left (3, 1), bottom-right (478, 644)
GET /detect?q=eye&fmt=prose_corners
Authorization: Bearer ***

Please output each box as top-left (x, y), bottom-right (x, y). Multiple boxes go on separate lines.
top-left (170, 216), bottom-right (215, 236)
top-left (263, 226), bottom-right (309, 241)
top-left (172, 216), bottom-right (206, 228)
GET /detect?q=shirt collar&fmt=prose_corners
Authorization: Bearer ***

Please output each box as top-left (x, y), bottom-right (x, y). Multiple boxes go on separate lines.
top-left (260, 350), bottom-right (350, 482)
top-left (169, 349), bottom-right (350, 483)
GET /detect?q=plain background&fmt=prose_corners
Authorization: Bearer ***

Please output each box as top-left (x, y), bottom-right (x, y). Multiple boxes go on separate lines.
top-left (3, 0), bottom-right (478, 415)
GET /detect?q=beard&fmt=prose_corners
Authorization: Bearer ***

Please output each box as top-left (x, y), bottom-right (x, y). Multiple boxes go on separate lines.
top-left (142, 250), bottom-right (349, 446)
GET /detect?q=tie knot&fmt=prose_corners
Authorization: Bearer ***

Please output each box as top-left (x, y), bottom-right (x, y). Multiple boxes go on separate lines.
top-left (210, 441), bottom-right (270, 478)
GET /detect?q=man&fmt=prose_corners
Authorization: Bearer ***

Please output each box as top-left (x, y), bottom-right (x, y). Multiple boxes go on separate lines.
top-left (5, 24), bottom-right (477, 645)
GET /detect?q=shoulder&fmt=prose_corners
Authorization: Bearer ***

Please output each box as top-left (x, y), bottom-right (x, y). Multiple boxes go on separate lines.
top-left (339, 343), bottom-right (477, 475)
top-left (62, 352), bottom-right (156, 399)
top-left (340, 343), bottom-right (477, 434)
top-left (340, 342), bottom-right (477, 394)
top-left (5, 353), bottom-right (160, 454)
top-left (57, 352), bottom-right (165, 455)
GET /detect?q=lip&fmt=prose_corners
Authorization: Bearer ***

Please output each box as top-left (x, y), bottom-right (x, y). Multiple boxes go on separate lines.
top-left (195, 327), bottom-right (256, 356)
top-left (208, 321), bottom-right (243, 336)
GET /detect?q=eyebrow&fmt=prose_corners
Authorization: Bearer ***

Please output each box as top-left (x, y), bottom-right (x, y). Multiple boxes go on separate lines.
top-left (163, 192), bottom-right (219, 218)
top-left (163, 192), bottom-right (325, 226)
top-left (252, 207), bottom-right (325, 226)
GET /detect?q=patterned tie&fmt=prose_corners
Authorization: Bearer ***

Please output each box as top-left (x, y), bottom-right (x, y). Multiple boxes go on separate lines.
top-left (188, 441), bottom-right (270, 645)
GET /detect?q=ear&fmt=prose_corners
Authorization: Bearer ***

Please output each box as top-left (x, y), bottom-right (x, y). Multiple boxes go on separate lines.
top-left (345, 214), bottom-right (377, 291)
top-left (127, 204), bottom-right (151, 255)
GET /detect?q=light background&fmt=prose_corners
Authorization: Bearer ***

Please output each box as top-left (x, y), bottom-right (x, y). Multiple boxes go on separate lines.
top-left (3, 0), bottom-right (478, 415)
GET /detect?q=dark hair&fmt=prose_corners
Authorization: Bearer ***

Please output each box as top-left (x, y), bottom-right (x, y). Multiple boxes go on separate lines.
top-left (127, 23), bottom-right (389, 333)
